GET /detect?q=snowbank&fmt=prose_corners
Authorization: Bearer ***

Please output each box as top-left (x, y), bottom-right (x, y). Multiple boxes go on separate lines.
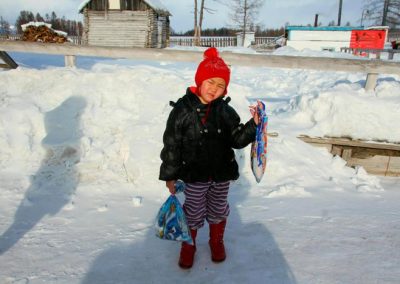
top-left (1, 48), bottom-right (400, 284)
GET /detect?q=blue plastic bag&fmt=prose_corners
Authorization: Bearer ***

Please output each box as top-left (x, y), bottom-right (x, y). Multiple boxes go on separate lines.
top-left (155, 181), bottom-right (193, 244)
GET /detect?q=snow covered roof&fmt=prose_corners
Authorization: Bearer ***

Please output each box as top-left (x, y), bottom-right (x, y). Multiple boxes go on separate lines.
top-left (78, 0), bottom-right (91, 13)
top-left (145, 0), bottom-right (170, 15)
top-left (78, 0), bottom-right (171, 15)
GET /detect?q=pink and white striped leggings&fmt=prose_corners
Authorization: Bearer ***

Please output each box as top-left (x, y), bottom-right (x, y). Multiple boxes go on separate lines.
top-left (183, 181), bottom-right (230, 229)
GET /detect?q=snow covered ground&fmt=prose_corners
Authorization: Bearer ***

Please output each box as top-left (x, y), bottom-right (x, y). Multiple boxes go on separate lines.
top-left (0, 46), bottom-right (399, 284)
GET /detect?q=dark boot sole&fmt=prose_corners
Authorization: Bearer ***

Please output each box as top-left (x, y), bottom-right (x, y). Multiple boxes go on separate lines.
top-left (179, 262), bottom-right (193, 269)
top-left (211, 256), bottom-right (226, 262)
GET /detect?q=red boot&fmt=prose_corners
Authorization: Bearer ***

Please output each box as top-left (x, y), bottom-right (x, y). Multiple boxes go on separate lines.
top-left (179, 229), bottom-right (197, 269)
top-left (209, 219), bottom-right (227, 262)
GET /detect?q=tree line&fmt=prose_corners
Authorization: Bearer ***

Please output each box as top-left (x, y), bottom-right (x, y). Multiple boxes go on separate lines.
top-left (172, 26), bottom-right (285, 37)
top-left (183, 0), bottom-right (400, 43)
top-left (2, 1), bottom-right (399, 39)
top-left (0, 11), bottom-right (83, 36)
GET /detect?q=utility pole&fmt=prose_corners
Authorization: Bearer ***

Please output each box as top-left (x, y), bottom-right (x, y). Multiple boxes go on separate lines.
top-left (314, 14), bottom-right (319, 27)
top-left (382, 0), bottom-right (390, 26)
top-left (337, 0), bottom-right (343, 26)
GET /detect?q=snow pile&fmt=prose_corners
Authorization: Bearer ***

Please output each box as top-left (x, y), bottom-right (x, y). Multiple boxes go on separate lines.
top-left (1, 49), bottom-right (400, 283)
top-left (276, 83), bottom-right (400, 142)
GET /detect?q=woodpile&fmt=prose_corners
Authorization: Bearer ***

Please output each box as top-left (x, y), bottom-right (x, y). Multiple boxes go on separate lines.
top-left (22, 25), bottom-right (68, 43)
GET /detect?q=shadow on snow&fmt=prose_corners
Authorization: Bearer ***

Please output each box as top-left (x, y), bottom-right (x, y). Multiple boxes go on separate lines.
top-left (0, 96), bottom-right (87, 255)
top-left (82, 148), bottom-right (296, 284)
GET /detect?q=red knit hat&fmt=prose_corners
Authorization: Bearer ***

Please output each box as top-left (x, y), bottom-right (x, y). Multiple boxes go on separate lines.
top-left (195, 47), bottom-right (230, 95)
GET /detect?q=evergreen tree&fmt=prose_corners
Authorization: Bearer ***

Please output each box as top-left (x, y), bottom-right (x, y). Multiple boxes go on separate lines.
top-left (15, 11), bottom-right (35, 33)
top-left (50, 11), bottom-right (59, 30)
top-left (328, 20), bottom-right (336, 26)
top-left (0, 16), bottom-right (11, 35)
top-left (35, 13), bottom-right (44, 22)
top-left (13, 10), bottom-right (83, 36)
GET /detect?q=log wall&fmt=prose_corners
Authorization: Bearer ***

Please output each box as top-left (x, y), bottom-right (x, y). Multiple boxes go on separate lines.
top-left (87, 10), bottom-right (148, 47)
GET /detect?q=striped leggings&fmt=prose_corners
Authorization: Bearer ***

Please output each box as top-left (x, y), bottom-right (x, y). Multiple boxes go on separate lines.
top-left (183, 181), bottom-right (230, 229)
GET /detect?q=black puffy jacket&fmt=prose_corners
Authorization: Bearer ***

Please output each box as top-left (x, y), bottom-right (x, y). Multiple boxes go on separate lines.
top-left (159, 88), bottom-right (256, 183)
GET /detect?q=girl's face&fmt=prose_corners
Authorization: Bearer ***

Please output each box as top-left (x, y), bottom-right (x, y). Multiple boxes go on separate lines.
top-left (198, 77), bottom-right (226, 104)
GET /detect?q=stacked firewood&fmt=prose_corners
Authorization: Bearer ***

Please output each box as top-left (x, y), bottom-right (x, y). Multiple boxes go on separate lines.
top-left (22, 25), bottom-right (68, 43)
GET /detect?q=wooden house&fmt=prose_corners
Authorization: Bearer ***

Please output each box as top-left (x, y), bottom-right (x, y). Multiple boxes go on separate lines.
top-left (286, 26), bottom-right (388, 52)
top-left (78, 0), bottom-right (171, 48)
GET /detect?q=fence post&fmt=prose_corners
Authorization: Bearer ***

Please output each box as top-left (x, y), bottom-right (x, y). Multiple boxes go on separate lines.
top-left (65, 55), bottom-right (76, 67)
top-left (365, 73), bottom-right (378, 91)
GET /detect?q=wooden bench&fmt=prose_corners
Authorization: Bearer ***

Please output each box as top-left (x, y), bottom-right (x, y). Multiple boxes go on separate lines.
top-left (298, 135), bottom-right (400, 176)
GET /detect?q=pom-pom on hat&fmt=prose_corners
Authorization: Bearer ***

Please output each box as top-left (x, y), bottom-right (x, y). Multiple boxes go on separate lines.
top-left (195, 47), bottom-right (230, 95)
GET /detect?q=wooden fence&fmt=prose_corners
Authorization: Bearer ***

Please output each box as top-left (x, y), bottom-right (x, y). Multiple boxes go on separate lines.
top-left (388, 30), bottom-right (400, 42)
top-left (5, 34), bottom-right (238, 47)
top-left (254, 37), bottom-right (279, 45)
top-left (0, 35), bottom-right (22, 41)
top-left (169, 36), bottom-right (237, 47)
top-left (68, 36), bottom-right (83, 45)
top-left (1, 40), bottom-right (399, 92)
top-left (169, 36), bottom-right (281, 47)
top-left (340, 47), bottom-right (400, 60)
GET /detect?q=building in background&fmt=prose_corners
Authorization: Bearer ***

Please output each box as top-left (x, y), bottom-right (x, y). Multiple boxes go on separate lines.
top-left (285, 26), bottom-right (388, 52)
top-left (79, 0), bottom-right (171, 48)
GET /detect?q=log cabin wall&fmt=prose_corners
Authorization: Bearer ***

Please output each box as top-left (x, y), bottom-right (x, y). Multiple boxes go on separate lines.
top-left (147, 9), bottom-right (156, 48)
top-left (83, 8), bottom-right (89, 45)
top-left (82, 0), bottom-right (170, 48)
top-left (146, 11), bottom-right (169, 48)
top-left (86, 0), bottom-right (149, 11)
top-left (87, 10), bottom-right (148, 47)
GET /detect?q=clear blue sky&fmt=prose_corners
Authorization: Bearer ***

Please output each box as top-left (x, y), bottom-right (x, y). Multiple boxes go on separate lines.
top-left (1, 0), bottom-right (366, 32)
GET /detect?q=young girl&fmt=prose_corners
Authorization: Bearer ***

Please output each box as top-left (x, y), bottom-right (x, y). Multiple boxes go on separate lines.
top-left (159, 47), bottom-right (258, 269)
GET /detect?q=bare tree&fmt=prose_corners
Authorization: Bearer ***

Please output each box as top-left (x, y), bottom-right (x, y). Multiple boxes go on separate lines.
top-left (199, 0), bottom-right (205, 35)
top-left (225, 0), bottom-right (264, 46)
top-left (194, 0), bottom-right (199, 45)
top-left (363, 0), bottom-right (400, 28)
top-left (193, 0), bottom-right (217, 46)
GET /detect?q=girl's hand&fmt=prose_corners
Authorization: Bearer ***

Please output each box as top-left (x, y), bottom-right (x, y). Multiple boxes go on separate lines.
top-left (166, 180), bottom-right (176, 195)
top-left (249, 105), bottom-right (259, 125)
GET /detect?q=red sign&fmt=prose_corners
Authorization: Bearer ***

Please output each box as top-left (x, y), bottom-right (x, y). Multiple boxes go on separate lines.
top-left (350, 30), bottom-right (386, 49)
